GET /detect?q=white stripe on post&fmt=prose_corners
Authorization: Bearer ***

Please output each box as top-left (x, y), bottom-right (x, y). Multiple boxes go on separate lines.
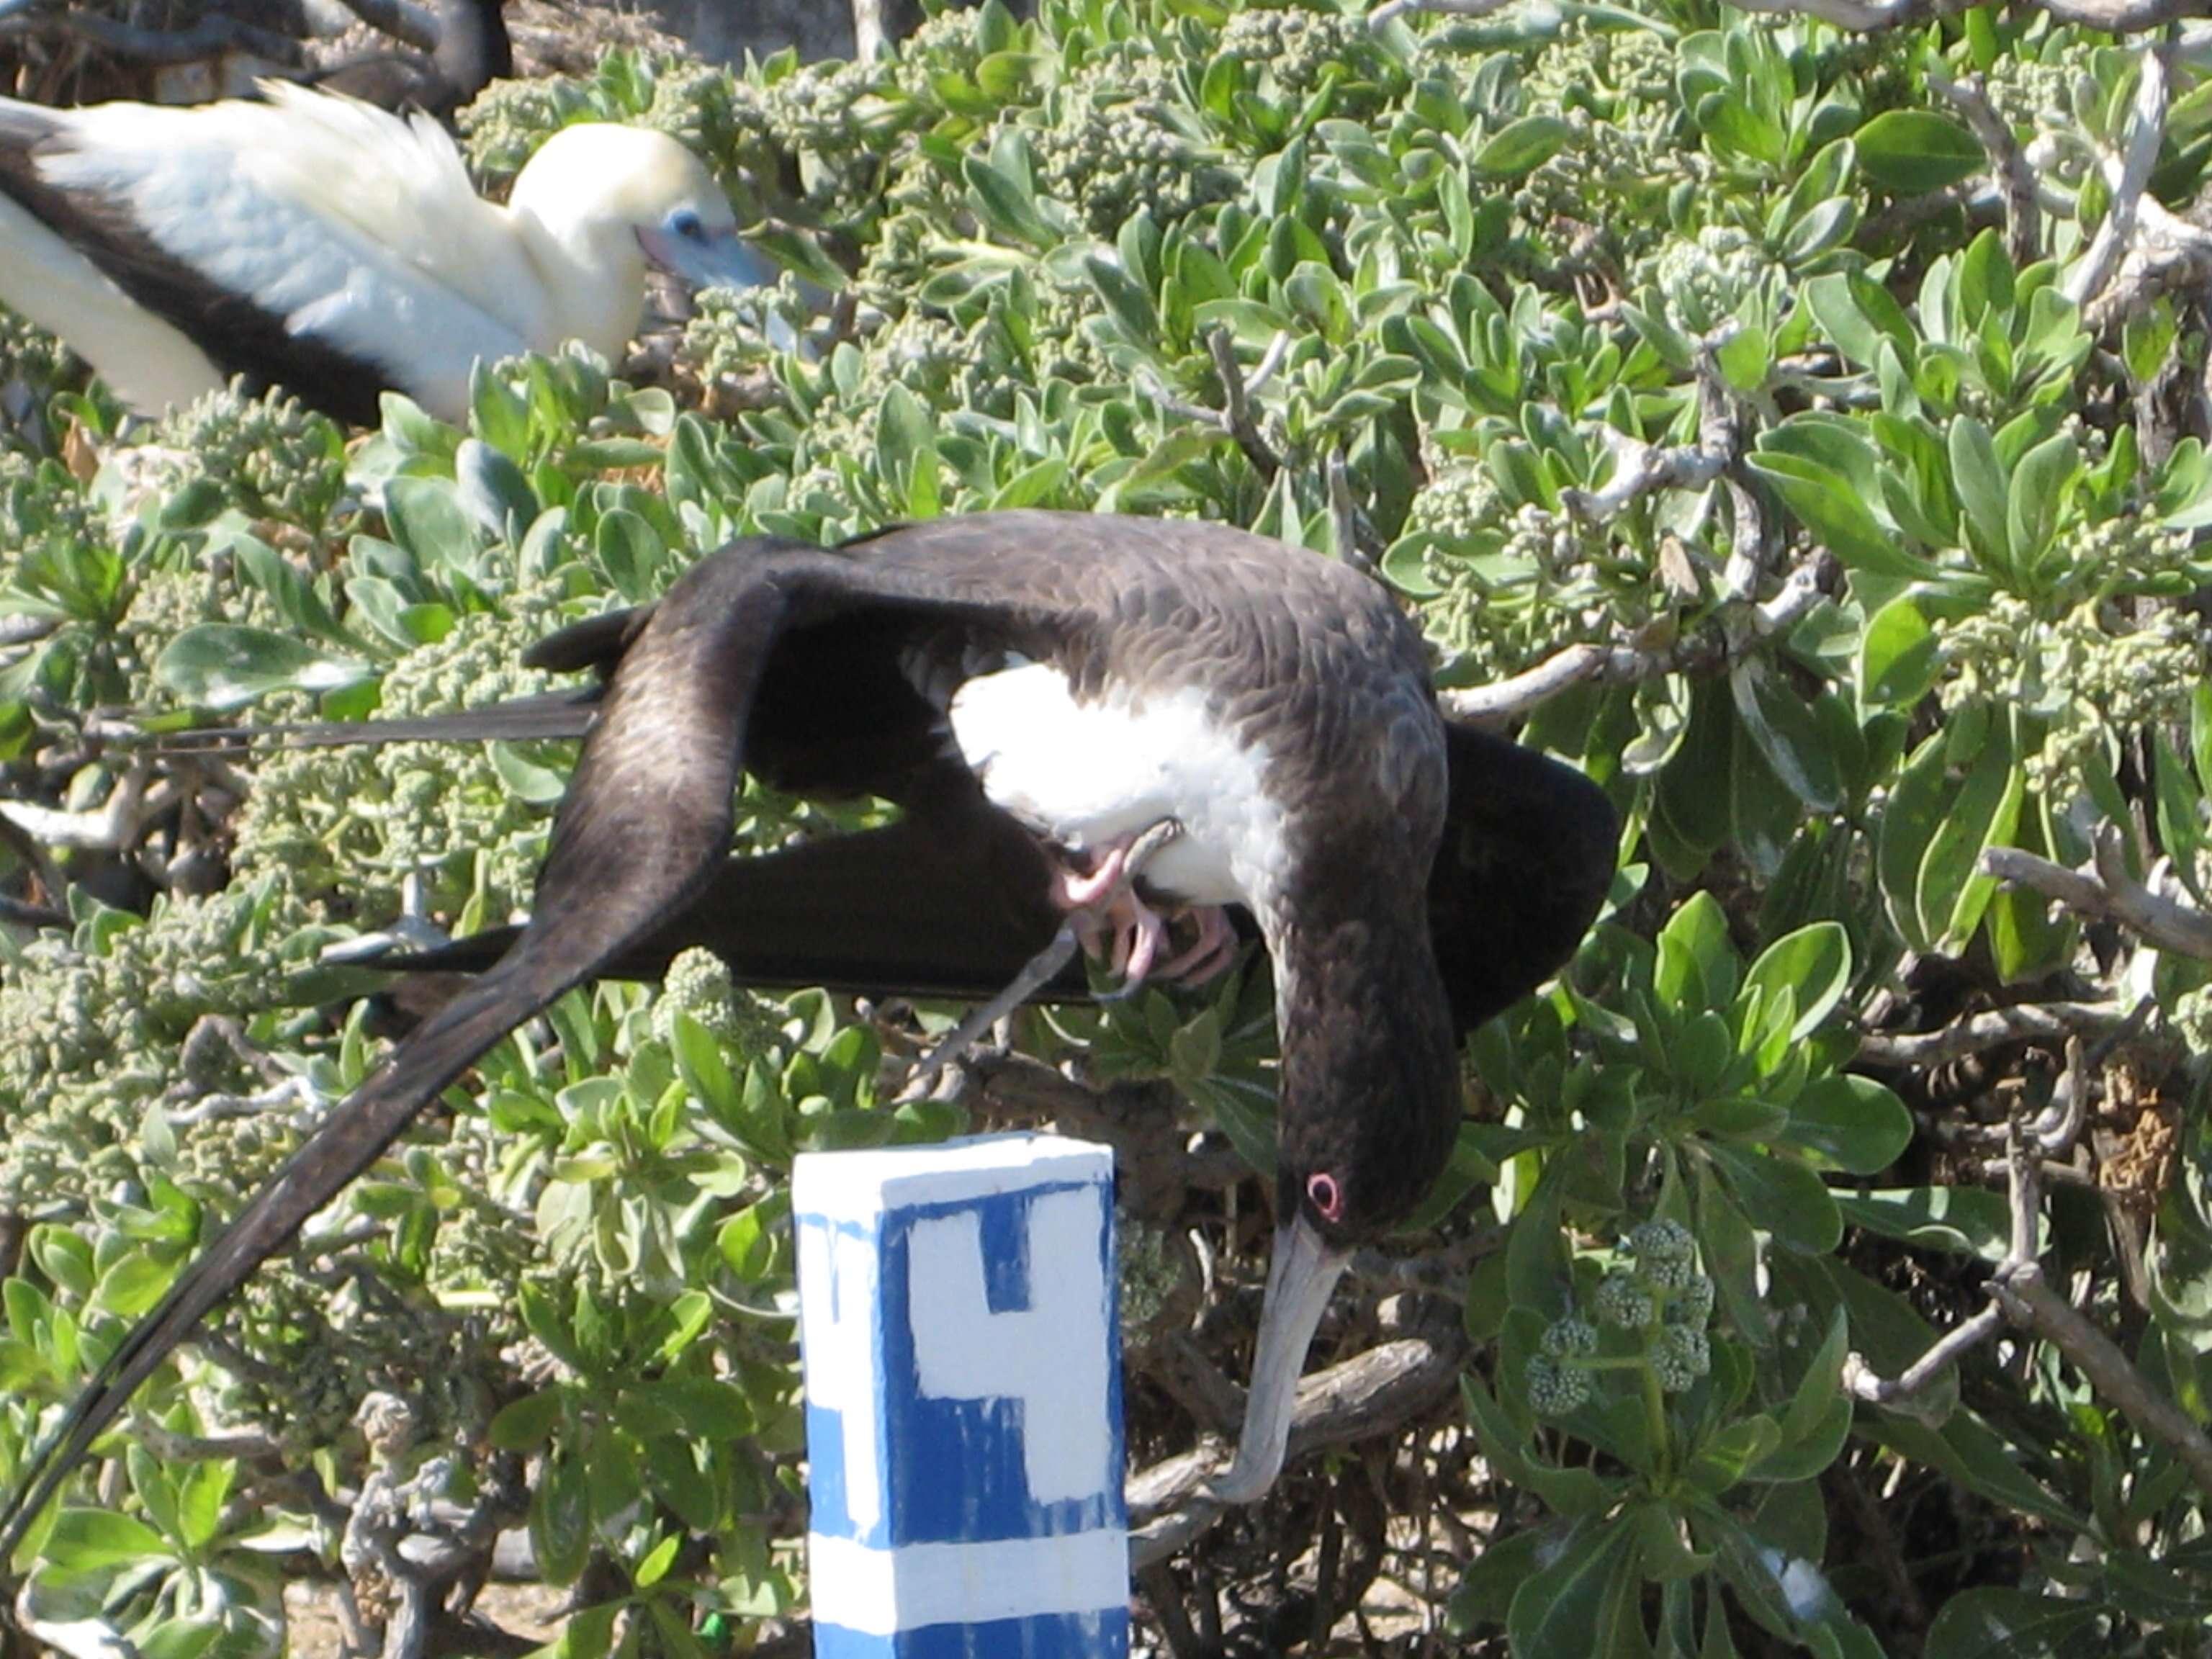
top-left (794, 1134), bottom-right (1129, 1658)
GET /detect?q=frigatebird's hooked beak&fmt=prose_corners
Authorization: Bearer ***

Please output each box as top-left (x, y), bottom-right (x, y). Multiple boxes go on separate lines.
top-left (1208, 1211), bottom-right (1350, 1504)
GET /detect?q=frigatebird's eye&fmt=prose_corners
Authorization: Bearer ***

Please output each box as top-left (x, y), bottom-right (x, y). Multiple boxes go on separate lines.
top-left (1306, 1172), bottom-right (1344, 1224)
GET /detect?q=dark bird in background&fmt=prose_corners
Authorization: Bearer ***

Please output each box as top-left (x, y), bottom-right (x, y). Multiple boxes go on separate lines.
top-left (0, 81), bottom-right (770, 425)
top-left (0, 511), bottom-right (1616, 1554)
top-left (306, 0), bottom-right (512, 124)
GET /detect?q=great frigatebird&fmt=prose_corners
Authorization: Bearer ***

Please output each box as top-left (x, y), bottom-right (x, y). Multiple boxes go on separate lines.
top-left (0, 510), bottom-right (1615, 1555)
top-left (0, 84), bottom-right (769, 425)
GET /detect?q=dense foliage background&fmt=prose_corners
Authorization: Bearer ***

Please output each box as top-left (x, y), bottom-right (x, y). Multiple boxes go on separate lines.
top-left (6, 0), bottom-right (2212, 1653)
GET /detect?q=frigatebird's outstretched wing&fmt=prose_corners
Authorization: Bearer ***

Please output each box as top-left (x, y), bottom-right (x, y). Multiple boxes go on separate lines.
top-left (0, 516), bottom-right (1298, 1550)
top-left (0, 541), bottom-right (801, 1560)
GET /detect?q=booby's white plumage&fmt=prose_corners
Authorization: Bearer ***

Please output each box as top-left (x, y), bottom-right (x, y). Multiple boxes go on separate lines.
top-left (0, 84), bottom-right (770, 423)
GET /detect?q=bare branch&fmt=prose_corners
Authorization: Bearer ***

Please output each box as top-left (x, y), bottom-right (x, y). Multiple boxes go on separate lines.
top-left (2041, 0), bottom-right (2212, 29)
top-left (1928, 68), bottom-right (2041, 264)
top-left (0, 761), bottom-right (163, 854)
top-left (1137, 328), bottom-right (1290, 482)
top-left (1128, 1325), bottom-right (1466, 1568)
top-left (1722, 0), bottom-right (1947, 31)
top-left (328, 0), bottom-right (439, 51)
top-left (2067, 37), bottom-right (2173, 310)
top-left (1992, 1255), bottom-right (2212, 1496)
top-left (1, 7), bottom-right (309, 65)
top-left (1851, 1112), bottom-right (2212, 1498)
top-left (1442, 550), bottom-right (1825, 724)
top-left (1557, 441), bottom-right (1727, 523)
top-left (1983, 829), bottom-right (2212, 959)
top-left (1841, 1303), bottom-right (2006, 1418)
top-left (130, 1417), bottom-right (284, 1464)
top-left (1853, 1000), bottom-right (2127, 1069)
top-left (1327, 450), bottom-right (1381, 574)
top-left (1210, 325), bottom-right (1287, 480)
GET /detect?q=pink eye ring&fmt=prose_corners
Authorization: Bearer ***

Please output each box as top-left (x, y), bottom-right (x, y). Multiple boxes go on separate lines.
top-left (1307, 1172), bottom-right (1344, 1223)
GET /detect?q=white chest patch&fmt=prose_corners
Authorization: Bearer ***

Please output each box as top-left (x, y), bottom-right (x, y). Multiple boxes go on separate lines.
top-left (948, 661), bottom-right (1290, 909)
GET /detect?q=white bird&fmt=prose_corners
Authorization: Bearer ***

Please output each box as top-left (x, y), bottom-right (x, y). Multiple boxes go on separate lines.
top-left (0, 84), bottom-right (772, 425)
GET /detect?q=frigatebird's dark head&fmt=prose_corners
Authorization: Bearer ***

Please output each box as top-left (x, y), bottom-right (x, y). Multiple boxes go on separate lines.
top-left (1211, 875), bottom-right (1464, 1503)
top-left (1207, 728), bottom-right (1617, 1503)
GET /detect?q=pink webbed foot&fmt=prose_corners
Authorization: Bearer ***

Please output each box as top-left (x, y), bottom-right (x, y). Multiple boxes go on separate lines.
top-left (1048, 828), bottom-right (1238, 997)
top-left (1154, 904), bottom-right (1239, 984)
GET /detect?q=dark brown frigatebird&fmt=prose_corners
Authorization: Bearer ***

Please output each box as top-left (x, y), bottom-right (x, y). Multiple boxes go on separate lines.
top-left (0, 510), bottom-right (1615, 1555)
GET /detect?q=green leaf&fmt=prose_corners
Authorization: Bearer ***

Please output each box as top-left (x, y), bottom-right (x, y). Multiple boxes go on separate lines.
top-left (1506, 1513), bottom-right (1650, 1659)
top-left (1656, 890), bottom-right (1740, 1010)
top-left (2005, 430), bottom-right (2079, 575)
top-left (1921, 1588), bottom-right (2108, 1657)
top-left (1473, 115), bottom-right (1573, 179)
top-left (155, 626), bottom-right (372, 711)
top-left (636, 1532), bottom-right (682, 1589)
top-left (1877, 732), bottom-right (1949, 953)
top-left (1835, 1187), bottom-right (2013, 1259)
top-left (1858, 593), bottom-right (1941, 710)
top-left (1710, 1145), bottom-right (1843, 1254)
top-left (1730, 660), bottom-right (1843, 812)
top-left (1855, 111), bottom-right (1984, 194)
top-left (1747, 451), bottom-right (1941, 580)
top-left (490, 1388), bottom-right (565, 1452)
top-left (175, 1458), bottom-right (233, 1552)
top-left (1716, 324), bottom-right (1771, 393)
top-left (91, 1253), bottom-right (176, 1319)
top-left (1447, 1523), bottom-right (1556, 1633)
top-left (383, 475), bottom-right (481, 570)
top-left (1684, 1414), bottom-right (1781, 1496)
top-left (1803, 271), bottom-right (1917, 371)
top-left (1758, 1307), bottom-right (1855, 1482)
top-left (1740, 922), bottom-right (1851, 1042)
top-left (1084, 252), bottom-right (1160, 344)
top-left (1917, 713), bottom-right (2021, 948)
top-left (455, 438), bottom-right (538, 541)
top-left (876, 382), bottom-right (935, 485)
top-left (1947, 415), bottom-right (2012, 575)
top-left (1462, 1376), bottom-right (1617, 1517)
top-left (1783, 1075), bottom-right (1912, 1174)
top-left (963, 152), bottom-right (1053, 248)
top-left (40, 1508), bottom-right (172, 1573)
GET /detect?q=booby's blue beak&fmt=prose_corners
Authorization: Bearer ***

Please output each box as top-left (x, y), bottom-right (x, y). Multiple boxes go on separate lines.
top-left (1208, 1212), bottom-right (1349, 1504)
top-left (636, 212), bottom-right (776, 293)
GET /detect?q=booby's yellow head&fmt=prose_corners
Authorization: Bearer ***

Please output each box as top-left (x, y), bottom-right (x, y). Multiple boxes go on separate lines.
top-left (508, 123), bottom-right (772, 313)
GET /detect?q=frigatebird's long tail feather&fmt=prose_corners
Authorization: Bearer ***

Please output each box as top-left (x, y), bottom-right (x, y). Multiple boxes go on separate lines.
top-left (160, 689), bottom-right (601, 755)
top-left (0, 963), bottom-right (550, 1562)
top-left (0, 554), bottom-right (791, 1562)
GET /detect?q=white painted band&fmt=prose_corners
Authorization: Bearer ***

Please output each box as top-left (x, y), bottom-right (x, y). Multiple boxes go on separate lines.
top-left (806, 1529), bottom-right (1128, 1635)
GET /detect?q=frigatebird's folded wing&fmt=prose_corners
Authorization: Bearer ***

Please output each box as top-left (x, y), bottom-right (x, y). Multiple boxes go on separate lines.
top-left (1428, 721), bottom-right (1619, 1035)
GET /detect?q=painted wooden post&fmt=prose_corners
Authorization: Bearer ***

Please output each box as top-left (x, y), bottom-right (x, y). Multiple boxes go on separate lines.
top-left (793, 1133), bottom-right (1129, 1658)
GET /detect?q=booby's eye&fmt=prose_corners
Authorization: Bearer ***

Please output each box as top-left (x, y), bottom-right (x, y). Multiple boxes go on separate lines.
top-left (670, 210), bottom-right (706, 241)
top-left (1306, 1172), bottom-right (1344, 1224)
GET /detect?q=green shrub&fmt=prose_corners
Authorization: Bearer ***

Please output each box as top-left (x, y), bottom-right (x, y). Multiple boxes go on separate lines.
top-left (6, 0), bottom-right (2212, 1653)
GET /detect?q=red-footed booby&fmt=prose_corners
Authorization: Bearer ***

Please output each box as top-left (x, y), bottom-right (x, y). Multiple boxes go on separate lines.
top-left (0, 84), bottom-right (770, 425)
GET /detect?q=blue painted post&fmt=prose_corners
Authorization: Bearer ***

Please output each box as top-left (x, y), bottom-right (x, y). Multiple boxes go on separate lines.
top-left (793, 1133), bottom-right (1130, 1658)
